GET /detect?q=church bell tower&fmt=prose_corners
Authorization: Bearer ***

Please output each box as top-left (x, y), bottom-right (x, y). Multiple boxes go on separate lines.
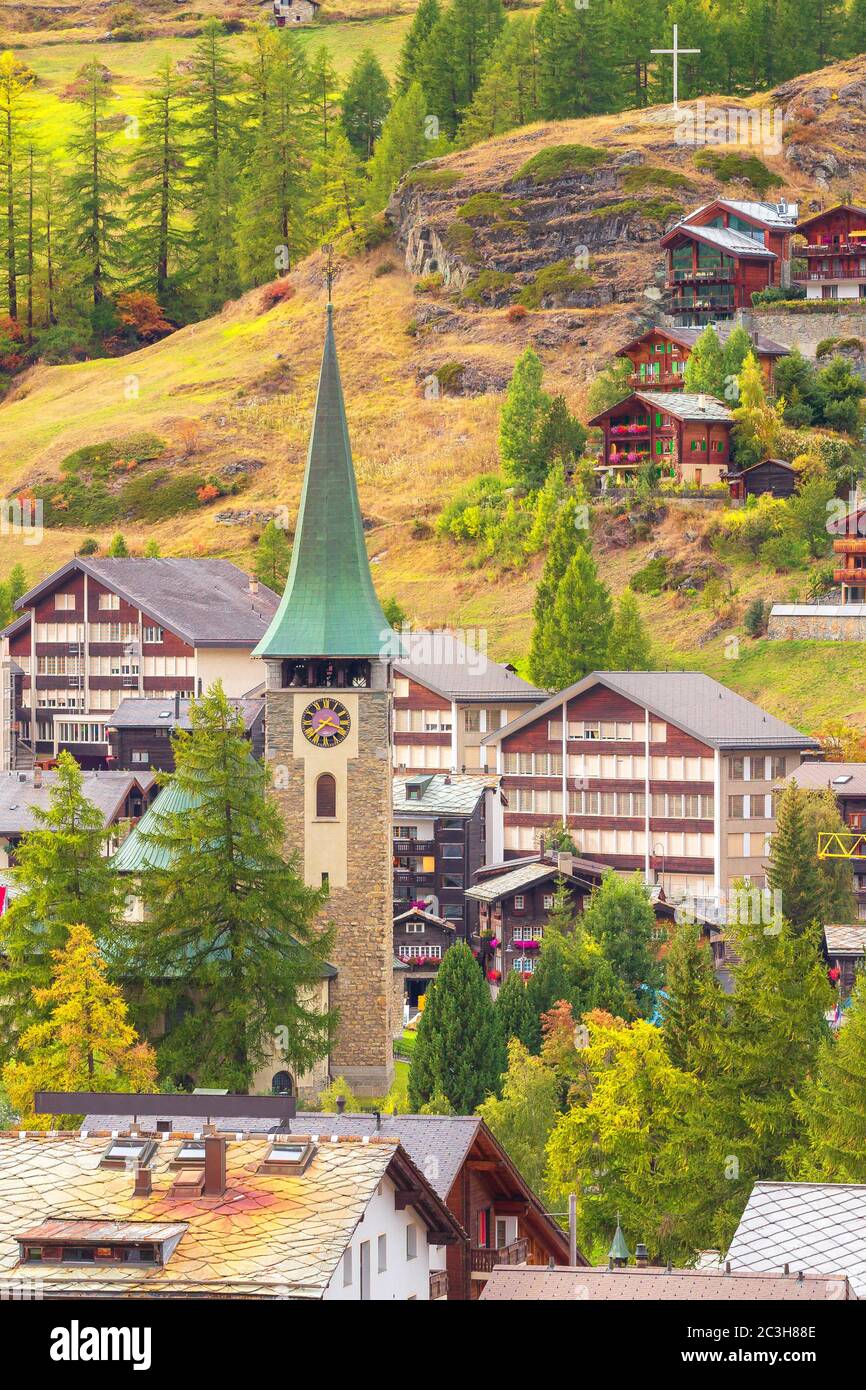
top-left (254, 303), bottom-right (394, 1095)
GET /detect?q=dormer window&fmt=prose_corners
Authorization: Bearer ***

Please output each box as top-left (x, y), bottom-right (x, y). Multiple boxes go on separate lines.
top-left (16, 1220), bottom-right (186, 1267)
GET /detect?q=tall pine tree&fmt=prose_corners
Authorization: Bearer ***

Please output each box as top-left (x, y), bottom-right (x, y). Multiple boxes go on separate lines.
top-left (63, 61), bottom-right (122, 311)
top-left (126, 59), bottom-right (187, 301)
top-left (409, 941), bottom-right (505, 1110)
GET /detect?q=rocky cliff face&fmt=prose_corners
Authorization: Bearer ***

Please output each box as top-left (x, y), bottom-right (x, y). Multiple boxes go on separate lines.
top-left (773, 59), bottom-right (866, 188)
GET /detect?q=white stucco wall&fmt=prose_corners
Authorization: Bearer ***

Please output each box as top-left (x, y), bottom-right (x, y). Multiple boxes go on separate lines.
top-left (323, 1173), bottom-right (432, 1300)
top-left (195, 647), bottom-right (265, 698)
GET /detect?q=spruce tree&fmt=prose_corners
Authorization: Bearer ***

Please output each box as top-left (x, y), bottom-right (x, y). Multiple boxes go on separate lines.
top-left (415, 0), bottom-right (505, 137)
top-left (185, 19), bottom-right (241, 310)
top-left (63, 61), bottom-right (122, 310)
top-left (308, 45), bottom-right (340, 150)
top-left (126, 59), bottom-right (187, 301)
top-left (494, 968), bottom-right (536, 1050)
top-left (792, 970), bottom-right (866, 1181)
top-left (236, 31), bottom-right (313, 288)
top-left (2, 923), bottom-right (158, 1129)
top-left (311, 126), bottom-right (365, 239)
top-left (118, 683), bottom-right (336, 1090)
top-left (0, 51), bottom-right (35, 321)
top-left (364, 81), bottom-right (439, 216)
top-left (683, 324), bottom-right (725, 396)
top-left (662, 920), bottom-right (724, 1073)
top-left (395, 0), bottom-right (441, 94)
top-left (0, 751), bottom-right (125, 1056)
top-left (802, 787), bottom-right (858, 925)
top-left (525, 459), bottom-right (567, 555)
top-left (341, 49), bottom-right (390, 160)
top-left (766, 780), bottom-right (825, 934)
top-left (693, 917), bottom-right (832, 1245)
top-left (457, 15), bottom-right (542, 144)
top-left (536, 0), bottom-right (609, 121)
top-left (536, 545), bottom-right (613, 690)
top-left (7, 561), bottom-right (26, 606)
top-left (606, 589), bottom-right (652, 670)
top-left (107, 531), bottom-right (129, 557)
top-left (527, 493), bottom-right (587, 687)
top-left (408, 941), bottom-right (505, 1111)
top-left (499, 347), bottom-right (549, 490)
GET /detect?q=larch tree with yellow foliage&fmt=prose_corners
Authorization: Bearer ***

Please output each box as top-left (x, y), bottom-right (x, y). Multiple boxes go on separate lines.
top-left (2, 923), bottom-right (157, 1128)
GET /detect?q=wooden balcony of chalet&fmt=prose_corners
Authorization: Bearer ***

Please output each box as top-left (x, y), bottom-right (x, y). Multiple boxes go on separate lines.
top-left (470, 1237), bottom-right (529, 1275)
top-left (833, 538), bottom-right (866, 553)
top-left (393, 838), bottom-right (436, 855)
top-left (628, 371), bottom-right (685, 389)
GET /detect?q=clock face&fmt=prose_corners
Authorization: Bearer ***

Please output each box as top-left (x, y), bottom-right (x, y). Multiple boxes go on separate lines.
top-left (301, 697), bottom-right (351, 748)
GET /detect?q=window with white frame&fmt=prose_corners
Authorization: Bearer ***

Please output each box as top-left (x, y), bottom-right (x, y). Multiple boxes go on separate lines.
top-left (542, 894), bottom-right (553, 911)
top-left (513, 894), bottom-right (525, 910)
top-left (89, 622), bottom-right (137, 643)
top-left (406, 1225), bottom-right (418, 1260)
top-left (377, 1234), bottom-right (387, 1273)
top-left (143, 625), bottom-right (164, 644)
top-left (342, 1248), bottom-right (352, 1287)
top-left (398, 944), bottom-right (442, 960)
top-left (511, 957), bottom-right (537, 973)
top-left (131, 750), bottom-right (149, 764)
top-left (97, 593), bottom-right (120, 610)
top-left (54, 593), bottom-right (76, 611)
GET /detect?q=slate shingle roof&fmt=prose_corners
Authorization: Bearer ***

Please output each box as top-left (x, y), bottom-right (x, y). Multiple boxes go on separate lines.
top-left (482, 672), bottom-right (818, 752)
top-left (11, 559), bottom-right (279, 648)
top-left (0, 1131), bottom-right (442, 1299)
top-left (0, 769), bottom-right (143, 837)
top-left (479, 1266), bottom-right (853, 1300)
top-left (726, 1182), bottom-right (866, 1297)
top-left (782, 761), bottom-right (866, 796)
top-left (395, 631), bottom-right (544, 703)
top-left (393, 773), bottom-right (496, 817)
top-left (824, 925), bottom-right (866, 956)
top-left (109, 696), bottom-right (264, 731)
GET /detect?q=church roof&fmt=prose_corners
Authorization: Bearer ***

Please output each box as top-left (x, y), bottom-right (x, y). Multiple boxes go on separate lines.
top-left (254, 306), bottom-right (389, 660)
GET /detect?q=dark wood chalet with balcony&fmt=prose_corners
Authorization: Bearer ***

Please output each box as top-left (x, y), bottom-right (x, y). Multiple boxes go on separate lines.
top-left (826, 496), bottom-right (866, 602)
top-left (661, 199), bottom-right (795, 325)
top-left (823, 924), bottom-right (866, 1000)
top-left (616, 325), bottom-right (789, 394)
top-left (794, 203), bottom-right (866, 302)
top-left (393, 905), bottom-right (457, 1007)
top-left (588, 390), bottom-right (733, 486)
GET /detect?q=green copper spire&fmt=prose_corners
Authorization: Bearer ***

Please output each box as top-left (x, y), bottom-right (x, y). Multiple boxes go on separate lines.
top-left (608, 1214), bottom-right (630, 1266)
top-left (254, 304), bottom-right (389, 659)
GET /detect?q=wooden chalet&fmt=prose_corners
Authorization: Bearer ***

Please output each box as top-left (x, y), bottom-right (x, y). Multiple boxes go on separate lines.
top-left (393, 905), bottom-right (456, 1007)
top-left (616, 325), bottom-right (788, 393)
top-left (823, 924), bottom-right (866, 1000)
top-left (726, 458), bottom-right (798, 501)
top-left (662, 199), bottom-right (796, 325)
top-left (794, 204), bottom-right (866, 301)
top-left (588, 390), bottom-right (733, 486)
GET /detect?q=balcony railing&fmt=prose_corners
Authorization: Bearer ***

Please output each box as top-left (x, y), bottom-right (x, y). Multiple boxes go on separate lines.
top-left (670, 268), bottom-right (736, 283)
top-left (804, 241), bottom-right (866, 255)
top-left (628, 372), bottom-right (685, 388)
top-left (429, 1269), bottom-right (449, 1300)
top-left (797, 267), bottom-right (865, 281)
top-left (834, 569), bottom-right (866, 584)
top-left (470, 1237), bottom-right (529, 1274)
top-left (833, 537), bottom-right (866, 553)
top-left (393, 839), bottom-right (435, 855)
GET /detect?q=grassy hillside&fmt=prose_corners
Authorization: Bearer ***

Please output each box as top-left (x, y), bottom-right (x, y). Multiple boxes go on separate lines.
top-left (4, 54), bottom-right (866, 737)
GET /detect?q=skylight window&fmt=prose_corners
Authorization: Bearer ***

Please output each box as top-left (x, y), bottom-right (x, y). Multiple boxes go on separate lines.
top-left (171, 1141), bottom-right (206, 1168)
top-left (101, 1137), bottom-right (156, 1169)
top-left (261, 1137), bottom-right (316, 1174)
top-left (832, 775), bottom-right (853, 785)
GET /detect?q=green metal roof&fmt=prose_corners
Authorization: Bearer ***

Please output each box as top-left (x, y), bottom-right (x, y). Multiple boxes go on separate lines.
top-left (253, 305), bottom-right (389, 659)
top-left (112, 777), bottom-right (199, 874)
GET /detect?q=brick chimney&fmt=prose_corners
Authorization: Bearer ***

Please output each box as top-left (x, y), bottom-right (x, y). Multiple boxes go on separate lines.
top-left (556, 850), bottom-right (573, 877)
top-left (203, 1135), bottom-right (226, 1196)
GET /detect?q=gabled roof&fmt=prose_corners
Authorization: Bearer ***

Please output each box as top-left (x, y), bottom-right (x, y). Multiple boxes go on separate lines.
top-left (588, 390), bottom-right (732, 427)
top-left (10, 559), bottom-right (279, 648)
top-left (781, 761), bottom-right (866, 796)
top-left (393, 773), bottom-right (494, 817)
top-left (796, 203), bottom-right (866, 234)
top-left (254, 306), bottom-right (389, 659)
top-left (726, 1181), bottom-right (866, 1297)
top-left (465, 861), bottom-right (579, 903)
top-left (0, 1132), bottom-right (461, 1299)
top-left (395, 630), bottom-right (544, 703)
top-left (479, 1266), bottom-right (854, 1301)
top-left (0, 769), bottom-right (145, 838)
top-left (111, 774), bottom-right (199, 873)
top-left (824, 925), bottom-right (866, 957)
top-left (481, 672), bottom-right (818, 752)
top-left (616, 324), bottom-right (790, 358)
top-left (661, 222), bottom-right (776, 258)
top-left (394, 906), bottom-right (453, 930)
top-left (109, 696), bottom-right (264, 732)
top-left (76, 1112), bottom-right (572, 1259)
top-left (684, 198), bottom-right (797, 229)
top-left (733, 457), bottom-right (797, 476)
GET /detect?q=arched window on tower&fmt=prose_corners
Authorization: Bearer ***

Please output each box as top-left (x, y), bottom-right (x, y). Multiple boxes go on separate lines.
top-left (271, 1071), bottom-right (293, 1096)
top-left (316, 773), bottom-right (336, 818)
